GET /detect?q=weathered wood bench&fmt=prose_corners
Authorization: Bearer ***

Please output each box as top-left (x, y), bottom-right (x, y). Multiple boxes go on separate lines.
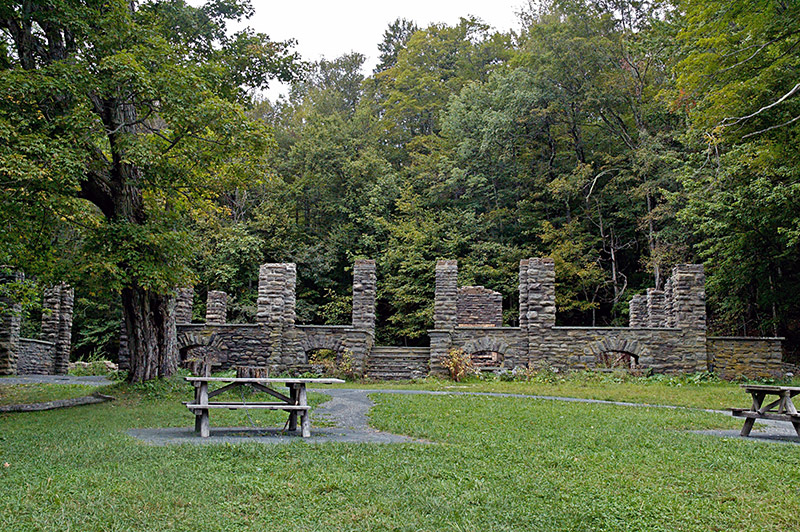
top-left (731, 384), bottom-right (800, 438)
top-left (185, 377), bottom-right (344, 438)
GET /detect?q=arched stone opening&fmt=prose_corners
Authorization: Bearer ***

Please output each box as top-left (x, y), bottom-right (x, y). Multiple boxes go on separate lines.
top-left (463, 337), bottom-right (510, 370)
top-left (584, 338), bottom-right (648, 370)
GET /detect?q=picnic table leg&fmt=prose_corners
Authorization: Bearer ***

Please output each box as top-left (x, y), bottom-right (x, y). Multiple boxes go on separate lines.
top-left (740, 418), bottom-right (756, 437)
top-left (298, 384), bottom-right (310, 438)
top-left (199, 380), bottom-right (210, 438)
top-left (194, 383), bottom-right (202, 433)
top-left (288, 384), bottom-right (298, 432)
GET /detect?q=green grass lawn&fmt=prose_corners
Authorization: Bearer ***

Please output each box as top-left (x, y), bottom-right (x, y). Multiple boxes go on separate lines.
top-left (321, 373), bottom-right (770, 410)
top-left (0, 383), bottom-right (98, 406)
top-left (1, 378), bottom-right (798, 531)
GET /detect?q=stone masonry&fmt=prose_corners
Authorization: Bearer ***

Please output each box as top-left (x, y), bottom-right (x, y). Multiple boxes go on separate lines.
top-left (1, 273), bottom-right (74, 376)
top-left (457, 286), bottom-right (502, 327)
top-left (205, 290), bottom-right (228, 325)
top-left (175, 257), bottom-right (782, 380)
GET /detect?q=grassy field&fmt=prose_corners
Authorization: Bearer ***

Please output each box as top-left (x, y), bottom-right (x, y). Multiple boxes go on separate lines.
top-left (0, 383), bottom-right (98, 406)
top-left (1, 376), bottom-right (799, 531)
top-left (322, 372), bottom-right (783, 410)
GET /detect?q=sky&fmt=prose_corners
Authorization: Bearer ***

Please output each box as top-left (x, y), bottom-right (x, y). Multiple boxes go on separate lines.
top-left (235, 0), bottom-right (529, 99)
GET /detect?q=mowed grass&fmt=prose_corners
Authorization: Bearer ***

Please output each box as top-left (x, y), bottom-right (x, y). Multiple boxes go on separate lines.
top-left (321, 374), bottom-right (764, 410)
top-left (0, 383), bottom-right (98, 406)
top-left (0, 379), bottom-right (798, 531)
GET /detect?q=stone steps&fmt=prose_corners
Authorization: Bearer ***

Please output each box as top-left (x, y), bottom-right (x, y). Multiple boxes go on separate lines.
top-left (366, 346), bottom-right (431, 380)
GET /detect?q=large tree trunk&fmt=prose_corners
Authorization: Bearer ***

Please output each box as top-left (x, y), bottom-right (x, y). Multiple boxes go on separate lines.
top-left (122, 286), bottom-right (177, 383)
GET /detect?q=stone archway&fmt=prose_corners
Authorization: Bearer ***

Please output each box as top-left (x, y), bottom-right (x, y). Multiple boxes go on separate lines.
top-left (176, 331), bottom-right (226, 374)
top-left (584, 338), bottom-right (648, 369)
top-left (463, 337), bottom-right (510, 369)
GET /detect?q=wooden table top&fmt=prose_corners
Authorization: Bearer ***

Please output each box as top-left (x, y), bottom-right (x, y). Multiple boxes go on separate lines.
top-left (184, 377), bottom-right (345, 384)
top-left (741, 384), bottom-right (800, 393)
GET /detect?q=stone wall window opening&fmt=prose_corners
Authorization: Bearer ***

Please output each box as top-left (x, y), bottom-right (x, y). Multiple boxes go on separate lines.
top-left (597, 349), bottom-right (639, 370)
top-left (306, 347), bottom-right (354, 377)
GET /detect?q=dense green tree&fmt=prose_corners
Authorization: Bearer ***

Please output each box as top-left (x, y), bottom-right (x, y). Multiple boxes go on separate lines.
top-left (0, 0), bottom-right (297, 381)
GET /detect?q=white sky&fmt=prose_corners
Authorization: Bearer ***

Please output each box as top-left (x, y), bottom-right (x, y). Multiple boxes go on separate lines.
top-left (238, 1), bottom-right (528, 99)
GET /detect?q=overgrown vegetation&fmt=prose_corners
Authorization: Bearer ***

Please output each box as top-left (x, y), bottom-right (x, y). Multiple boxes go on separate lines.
top-left (2, 0), bottom-right (799, 378)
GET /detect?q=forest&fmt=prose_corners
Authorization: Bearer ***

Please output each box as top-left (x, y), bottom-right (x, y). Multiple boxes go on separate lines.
top-left (1, 0), bottom-right (799, 379)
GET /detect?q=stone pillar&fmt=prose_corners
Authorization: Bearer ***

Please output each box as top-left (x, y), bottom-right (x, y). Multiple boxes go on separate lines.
top-left (0, 269), bottom-right (23, 375)
top-left (629, 294), bottom-right (647, 327)
top-left (257, 263), bottom-right (287, 325)
top-left (205, 290), bottom-right (228, 325)
top-left (434, 260), bottom-right (458, 330)
top-left (53, 284), bottom-right (74, 375)
top-left (671, 264), bottom-right (706, 331)
top-left (175, 287), bottom-right (194, 324)
top-left (352, 260), bottom-right (377, 332)
top-left (518, 259), bottom-right (530, 329)
top-left (671, 264), bottom-right (707, 372)
top-left (283, 264), bottom-right (296, 327)
top-left (646, 288), bottom-right (666, 328)
top-left (41, 285), bottom-right (62, 346)
top-left (525, 258), bottom-right (556, 328)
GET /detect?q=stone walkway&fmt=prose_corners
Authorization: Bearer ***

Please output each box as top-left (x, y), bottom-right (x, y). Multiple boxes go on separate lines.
top-left (127, 387), bottom-right (799, 446)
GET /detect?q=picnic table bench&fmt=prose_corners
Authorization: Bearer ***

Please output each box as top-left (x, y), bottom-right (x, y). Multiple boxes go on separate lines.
top-left (731, 384), bottom-right (800, 438)
top-left (184, 376), bottom-right (344, 438)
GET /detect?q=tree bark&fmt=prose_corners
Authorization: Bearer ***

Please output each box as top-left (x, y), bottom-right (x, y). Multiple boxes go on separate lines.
top-left (123, 286), bottom-right (177, 383)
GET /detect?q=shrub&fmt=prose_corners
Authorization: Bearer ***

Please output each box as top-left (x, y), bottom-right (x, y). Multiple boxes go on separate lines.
top-left (441, 348), bottom-right (475, 382)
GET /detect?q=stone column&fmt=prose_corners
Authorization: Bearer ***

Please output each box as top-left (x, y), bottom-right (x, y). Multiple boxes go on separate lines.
top-left (518, 259), bottom-right (530, 329)
top-left (629, 294), bottom-right (647, 327)
top-left (53, 284), bottom-right (74, 375)
top-left (672, 264), bottom-right (706, 331)
top-left (205, 290), bottom-right (228, 325)
top-left (526, 258), bottom-right (556, 328)
top-left (257, 263), bottom-right (287, 325)
top-left (671, 264), bottom-right (707, 372)
top-left (41, 284), bottom-right (62, 346)
top-left (434, 260), bottom-right (458, 330)
top-left (352, 260), bottom-right (376, 332)
top-left (175, 287), bottom-right (194, 324)
top-left (0, 269), bottom-right (23, 375)
top-left (646, 288), bottom-right (666, 328)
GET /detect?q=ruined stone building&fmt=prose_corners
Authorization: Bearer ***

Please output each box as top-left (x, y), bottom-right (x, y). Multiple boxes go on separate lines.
top-left (173, 258), bottom-right (784, 380)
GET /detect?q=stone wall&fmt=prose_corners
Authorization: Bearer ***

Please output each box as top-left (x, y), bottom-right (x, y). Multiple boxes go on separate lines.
top-left (0, 269), bottom-right (23, 375)
top-left (707, 337), bottom-right (784, 380)
top-left (457, 286), bottom-right (502, 327)
top-left (17, 338), bottom-right (55, 375)
top-left (1, 273), bottom-right (73, 376)
top-left (176, 261), bottom-right (376, 376)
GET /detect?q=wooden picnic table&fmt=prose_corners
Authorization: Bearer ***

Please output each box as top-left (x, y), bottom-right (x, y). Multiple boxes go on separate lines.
top-left (731, 384), bottom-right (800, 438)
top-left (184, 377), bottom-right (344, 438)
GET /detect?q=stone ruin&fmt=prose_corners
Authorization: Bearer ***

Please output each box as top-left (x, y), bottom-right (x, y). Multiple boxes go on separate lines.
top-left (1, 257), bottom-right (784, 380)
top-left (170, 258), bottom-right (784, 380)
top-left (0, 269), bottom-right (74, 376)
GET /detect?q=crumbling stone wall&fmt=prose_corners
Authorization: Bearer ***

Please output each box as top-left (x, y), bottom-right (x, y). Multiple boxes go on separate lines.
top-left (17, 338), bottom-right (56, 374)
top-left (177, 260), bottom-right (376, 375)
top-left (0, 274), bottom-right (73, 376)
top-left (457, 286), bottom-right (502, 327)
